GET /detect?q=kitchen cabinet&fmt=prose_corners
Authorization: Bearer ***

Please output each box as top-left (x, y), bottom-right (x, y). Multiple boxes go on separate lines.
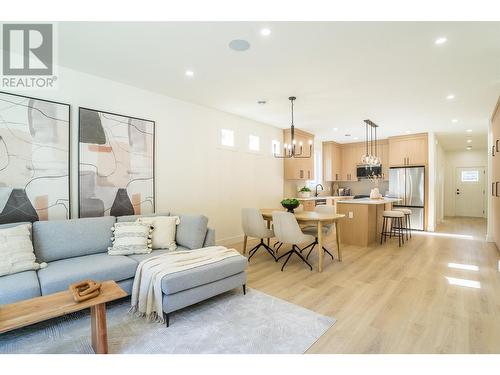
top-left (388, 133), bottom-right (428, 166)
top-left (379, 141), bottom-right (389, 180)
top-left (340, 142), bottom-right (365, 181)
top-left (322, 141), bottom-right (342, 181)
top-left (490, 97), bottom-right (500, 251)
top-left (283, 128), bottom-right (315, 180)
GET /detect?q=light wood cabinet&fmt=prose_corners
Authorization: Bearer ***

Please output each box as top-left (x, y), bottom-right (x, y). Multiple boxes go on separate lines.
top-left (322, 141), bottom-right (342, 182)
top-left (283, 128), bottom-right (315, 180)
top-left (379, 141), bottom-right (389, 180)
top-left (388, 133), bottom-right (428, 166)
top-left (490, 97), bottom-right (500, 251)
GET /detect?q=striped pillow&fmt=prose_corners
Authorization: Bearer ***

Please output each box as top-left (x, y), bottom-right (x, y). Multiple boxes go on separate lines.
top-left (108, 222), bottom-right (153, 256)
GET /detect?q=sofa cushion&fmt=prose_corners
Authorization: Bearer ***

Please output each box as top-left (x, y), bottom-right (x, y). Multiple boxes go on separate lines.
top-left (37, 253), bottom-right (138, 295)
top-left (33, 216), bottom-right (116, 262)
top-left (174, 214), bottom-right (208, 250)
top-left (116, 212), bottom-right (169, 223)
top-left (161, 254), bottom-right (247, 295)
top-left (127, 246), bottom-right (190, 263)
top-left (0, 271), bottom-right (41, 305)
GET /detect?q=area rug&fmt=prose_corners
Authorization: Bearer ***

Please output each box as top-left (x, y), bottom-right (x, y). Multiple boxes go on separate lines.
top-left (0, 288), bottom-right (335, 354)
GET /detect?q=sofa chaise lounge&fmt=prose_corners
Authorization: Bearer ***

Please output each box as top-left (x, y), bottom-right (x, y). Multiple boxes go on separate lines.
top-left (0, 213), bottom-right (248, 325)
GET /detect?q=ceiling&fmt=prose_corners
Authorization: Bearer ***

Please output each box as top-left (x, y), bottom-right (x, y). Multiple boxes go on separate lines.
top-left (58, 22), bottom-right (500, 147)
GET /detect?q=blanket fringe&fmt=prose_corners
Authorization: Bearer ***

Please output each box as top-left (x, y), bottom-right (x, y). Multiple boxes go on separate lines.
top-left (129, 305), bottom-right (164, 324)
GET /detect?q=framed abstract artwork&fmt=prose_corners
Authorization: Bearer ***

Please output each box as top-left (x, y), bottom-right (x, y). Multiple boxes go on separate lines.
top-left (0, 91), bottom-right (71, 224)
top-left (78, 107), bottom-right (155, 218)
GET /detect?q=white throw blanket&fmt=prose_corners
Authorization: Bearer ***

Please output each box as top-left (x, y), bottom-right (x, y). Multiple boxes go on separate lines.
top-left (130, 246), bottom-right (241, 323)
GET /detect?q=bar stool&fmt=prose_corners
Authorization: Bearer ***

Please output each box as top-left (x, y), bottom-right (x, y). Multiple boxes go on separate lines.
top-left (380, 210), bottom-right (405, 247)
top-left (393, 208), bottom-right (412, 240)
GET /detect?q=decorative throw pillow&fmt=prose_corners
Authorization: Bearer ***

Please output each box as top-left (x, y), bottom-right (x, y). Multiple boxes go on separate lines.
top-left (0, 223), bottom-right (47, 277)
top-left (136, 216), bottom-right (180, 250)
top-left (108, 222), bottom-right (153, 255)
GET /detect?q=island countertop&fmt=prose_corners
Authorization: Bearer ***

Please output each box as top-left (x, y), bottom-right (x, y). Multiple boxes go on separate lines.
top-left (336, 197), bottom-right (401, 205)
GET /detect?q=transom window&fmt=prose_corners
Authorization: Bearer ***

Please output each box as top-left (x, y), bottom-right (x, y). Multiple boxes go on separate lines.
top-left (461, 170), bottom-right (479, 182)
top-left (249, 135), bottom-right (260, 152)
top-left (220, 128), bottom-right (235, 148)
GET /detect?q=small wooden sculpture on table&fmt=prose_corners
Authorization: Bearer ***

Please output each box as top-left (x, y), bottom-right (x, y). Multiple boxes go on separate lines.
top-left (69, 280), bottom-right (102, 302)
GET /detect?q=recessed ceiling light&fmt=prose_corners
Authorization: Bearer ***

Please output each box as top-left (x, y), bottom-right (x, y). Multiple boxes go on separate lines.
top-left (452, 119), bottom-right (458, 123)
top-left (467, 139), bottom-right (472, 143)
top-left (466, 146), bottom-right (472, 150)
top-left (260, 28), bottom-right (271, 36)
top-left (229, 39), bottom-right (251, 51)
top-left (353, 137), bottom-right (359, 140)
top-left (446, 94), bottom-right (455, 100)
top-left (333, 128), bottom-right (339, 131)
top-left (257, 100), bottom-right (267, 105)
top-left (466, 129), bottom-right (473, 133)
top-left (435, 37), bottom-right (447, 45)
top-left (185, 70), bottom-right (194, 77)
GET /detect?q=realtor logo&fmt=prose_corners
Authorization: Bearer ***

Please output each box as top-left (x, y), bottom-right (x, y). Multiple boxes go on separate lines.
top-left (1, 23), bottom-right (57, 88)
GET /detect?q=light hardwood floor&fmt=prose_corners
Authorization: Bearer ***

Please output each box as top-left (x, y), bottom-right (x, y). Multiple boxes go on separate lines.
top-left (232, 217), bottom-right (500, 353)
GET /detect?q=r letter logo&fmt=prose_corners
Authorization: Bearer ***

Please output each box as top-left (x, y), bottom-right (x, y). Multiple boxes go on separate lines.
top-left (3, 24), bottom-right (53, 76)
top-left (1, 23), bottom-right (57, 88)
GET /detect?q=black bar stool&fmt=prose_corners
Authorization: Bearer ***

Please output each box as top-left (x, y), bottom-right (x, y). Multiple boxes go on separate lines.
top-left (393, 208), bottom-right (412, 240)
top-left (380, 210), bottom-right (405, 247)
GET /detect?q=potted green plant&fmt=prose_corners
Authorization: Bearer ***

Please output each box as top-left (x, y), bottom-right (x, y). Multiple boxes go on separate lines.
top-left (298, 186), bottom-right (312, 198)
top-left (281, 198), bottom-right (300, 213)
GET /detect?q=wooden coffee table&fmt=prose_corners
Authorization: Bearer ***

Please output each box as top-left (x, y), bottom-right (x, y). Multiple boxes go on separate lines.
top-left (0, 280), bottom-right (127, 354)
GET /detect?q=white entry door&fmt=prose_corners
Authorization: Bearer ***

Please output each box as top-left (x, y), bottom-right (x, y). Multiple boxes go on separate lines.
top-left (455, 167), bottom-right (486, 217)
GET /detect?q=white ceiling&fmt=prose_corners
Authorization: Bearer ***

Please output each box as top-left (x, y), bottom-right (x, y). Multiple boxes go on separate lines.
top-left (58, 22), bottom-right (500, 148)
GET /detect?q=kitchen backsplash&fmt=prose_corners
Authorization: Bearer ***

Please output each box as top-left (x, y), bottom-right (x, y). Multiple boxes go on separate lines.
top-left (332, 180), bottom-right (389, 196)
top-left (283, 179), bottom-right (388, 198)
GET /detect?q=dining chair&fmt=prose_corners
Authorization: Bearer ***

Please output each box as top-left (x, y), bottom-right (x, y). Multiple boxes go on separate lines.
top-left (301, 205), bottom-right (335, 261)
top-left (272, 211), bottom-right (314, 271)
top-left (241, 208), bottom-right (277, 261)
top-left (273, 204), bottom-right (304, 253)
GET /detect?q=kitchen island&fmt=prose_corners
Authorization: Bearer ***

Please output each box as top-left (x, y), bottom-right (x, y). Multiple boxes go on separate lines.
top-left (336, 197), bottom-right (400, 246)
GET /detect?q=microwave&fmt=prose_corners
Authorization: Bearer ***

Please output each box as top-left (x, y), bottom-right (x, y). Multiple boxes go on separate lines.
top-left (356, 165), bottom-right (382, 180)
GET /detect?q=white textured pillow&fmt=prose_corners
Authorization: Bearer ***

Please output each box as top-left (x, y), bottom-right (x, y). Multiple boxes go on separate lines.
top-left (0, 224), bottom-right (47, 277)
top-left (108, 222), bottom-right (153, 255)
top-left (137, 216), bottom-right (180, 250)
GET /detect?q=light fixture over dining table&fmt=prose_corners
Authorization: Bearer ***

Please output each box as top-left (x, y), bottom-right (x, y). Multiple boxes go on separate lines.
top-left (273, 96), bottom-right (313, 159)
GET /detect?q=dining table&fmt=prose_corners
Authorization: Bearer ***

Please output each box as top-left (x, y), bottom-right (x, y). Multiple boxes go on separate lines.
top-left (260, 208), bottom-right (345, 272)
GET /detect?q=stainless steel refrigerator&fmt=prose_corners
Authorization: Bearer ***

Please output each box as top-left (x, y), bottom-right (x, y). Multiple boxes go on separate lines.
top-left (388, 166), bottom-right (425, 230)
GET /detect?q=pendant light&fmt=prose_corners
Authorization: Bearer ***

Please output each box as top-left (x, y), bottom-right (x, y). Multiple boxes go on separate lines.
top-left (361, 119), bottom-right (381, 166)
top-left (274, 96), bottom-right (313, 159)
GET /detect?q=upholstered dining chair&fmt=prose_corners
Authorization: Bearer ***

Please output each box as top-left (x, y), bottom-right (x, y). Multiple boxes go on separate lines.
top-left (272, 211), bottom-right (314, 271)
top-left (301, 205), bottom-right (335, 261)
top-left (241, 208), bottom-right (277, 261)
top-left (273, 204), bottom-right (304, 254)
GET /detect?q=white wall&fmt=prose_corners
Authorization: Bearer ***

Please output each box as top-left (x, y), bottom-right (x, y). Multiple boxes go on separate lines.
top-left (435, 140), bottom-right (446, 225)
top-left (444, 149), bottom-right (488, 217)
top-left (13, 65), bottom-right (283, 244)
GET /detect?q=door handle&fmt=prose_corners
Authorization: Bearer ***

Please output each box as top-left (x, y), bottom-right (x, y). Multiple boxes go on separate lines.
top-left (496, 182), bottom-right (499, 197)
top-left (493, 145), bottom-right (496, 157)
top-left (493, 182), bottom-right (496, 197)
top-left (497, 140), bottom-right (499, 153)
top-left (300, 170), bottom-right (304, 179)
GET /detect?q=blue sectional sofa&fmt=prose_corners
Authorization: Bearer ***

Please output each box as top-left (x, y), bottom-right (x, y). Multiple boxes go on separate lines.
top-left (0, 214), bottom-right (247, 324)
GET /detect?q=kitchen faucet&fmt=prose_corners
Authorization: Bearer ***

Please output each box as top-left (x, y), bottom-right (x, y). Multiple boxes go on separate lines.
top-left (314, 184), bottom-right (324, 197)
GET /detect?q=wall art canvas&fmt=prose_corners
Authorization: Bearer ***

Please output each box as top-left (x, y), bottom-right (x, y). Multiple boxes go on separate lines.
top-left (0, 92), bottom-right (70, 224)
top-left (78, 107), bottom-right (155, 218)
